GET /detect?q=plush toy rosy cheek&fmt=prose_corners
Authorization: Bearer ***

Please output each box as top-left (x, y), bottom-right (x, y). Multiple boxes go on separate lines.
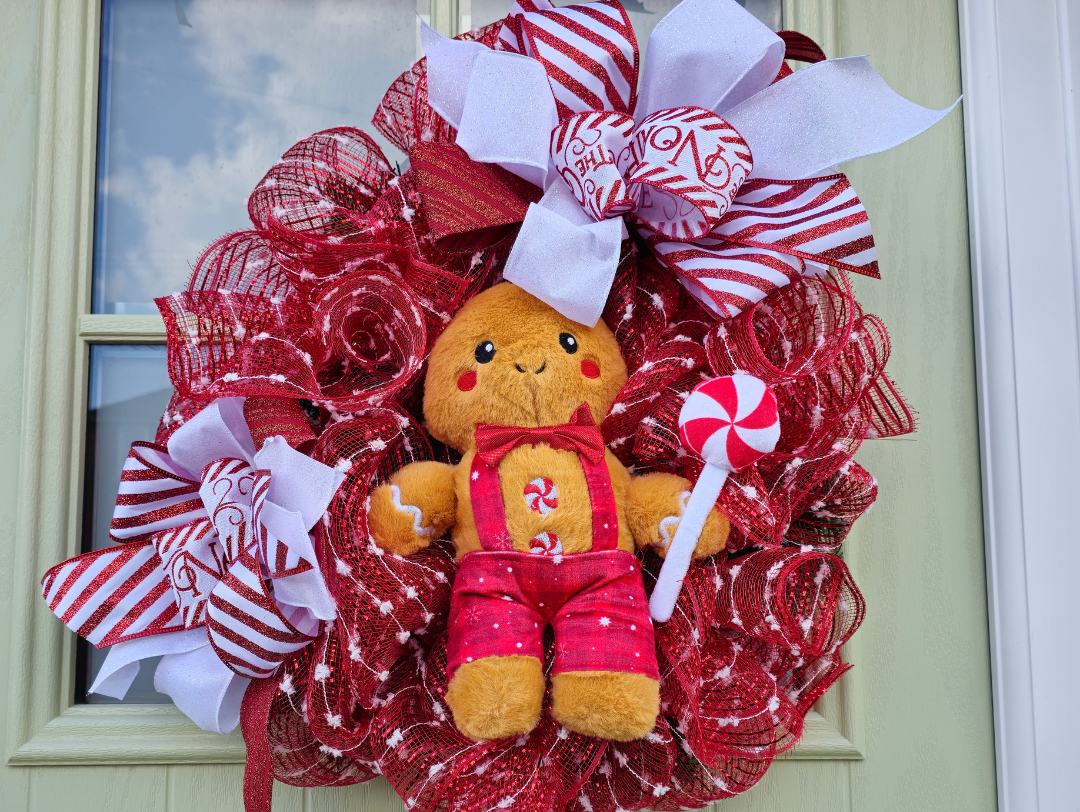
top-left (457, 371), bottom-right (477, 391)
top-left (581, 360), bottom-right (600, 378)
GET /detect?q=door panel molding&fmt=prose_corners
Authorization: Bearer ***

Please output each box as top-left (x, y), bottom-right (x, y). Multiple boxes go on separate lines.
top-left (6, 705), bottom-right (860, 766)
top-left (959, 0), bottom-right (1080, 808)
top-left (77, 315), bottom-right (166, 343)
top-left (5, 0), bottom-right (98, 765)
top-left (782, 0), bottom-right (836, 56)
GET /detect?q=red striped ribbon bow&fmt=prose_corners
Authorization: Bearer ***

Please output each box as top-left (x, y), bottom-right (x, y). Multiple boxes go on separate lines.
top-left (474, 404), bottom-right (606, 465)
top-left (41, 398), bottom-right (344, 733)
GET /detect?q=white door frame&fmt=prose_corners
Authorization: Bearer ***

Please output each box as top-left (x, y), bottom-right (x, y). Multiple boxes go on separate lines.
top-left (958, 0), bottom-right (1080, 809)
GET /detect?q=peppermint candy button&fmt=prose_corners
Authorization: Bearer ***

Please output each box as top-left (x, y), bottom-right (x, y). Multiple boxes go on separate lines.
top-left (650, 374), bottom-right (780, 623)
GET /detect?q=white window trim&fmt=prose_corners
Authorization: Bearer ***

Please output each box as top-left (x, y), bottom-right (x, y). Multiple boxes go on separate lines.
top-left (7, 0), bottom-right (860, 769)
top-left (959, 0), bottom-right (1080, 809)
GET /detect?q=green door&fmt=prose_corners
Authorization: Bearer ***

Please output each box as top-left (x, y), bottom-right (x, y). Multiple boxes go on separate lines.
top-left (0, 0), bottom-right (995, 809)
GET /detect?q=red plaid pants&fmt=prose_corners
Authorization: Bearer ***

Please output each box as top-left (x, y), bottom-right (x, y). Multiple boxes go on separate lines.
top-left (446, 549), bottom-right (659, 679)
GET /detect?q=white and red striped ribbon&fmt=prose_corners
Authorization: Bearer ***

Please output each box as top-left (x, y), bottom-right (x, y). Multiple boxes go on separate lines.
top-left (715, 175), bottom-right (878, 278)
top-left (641, 174), bottom-right (877, 317)
top-left (154, 519), bottom-right (225, 629)
top-left (496, 0), bottom-right (637, 118)
top-left (42, 542), bottom-right (180, 646)
top-left (109, 442), bottom-right (202, 542)
top-left (621, 106), bottom-right (754, 241)
top-left (549, 110), bottom-right (635, 220)
top-left (206, 549), bottom-right (315, 679)
top-left (644, 231), bottom-right (805, 318)
top-left (549, 106), bottom-right (755, 242)
top-left (251, 469), bottom-right (314, 579)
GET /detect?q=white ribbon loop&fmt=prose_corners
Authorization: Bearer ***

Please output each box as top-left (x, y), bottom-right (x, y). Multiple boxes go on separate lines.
top-left (455, 47), bottom-right (559, 189)
top-left (724, 55), bottom-right (962, 180)
top-left (154, 643), bottom-right (250, 734)
top-left (167, 397), bottom-right (254, 478)
top-left (254, 434), bottom-right (341, 529)
top-left (503, 182), bottom-right (624, 328)
top-left (419, 21), bottom-right (487, 130)
top-left (636, 0), bottom-right (785, 118)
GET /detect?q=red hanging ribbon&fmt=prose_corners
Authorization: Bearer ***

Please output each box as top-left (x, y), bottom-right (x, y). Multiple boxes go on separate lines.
top-left (409, 142), bottom-right (542, 252)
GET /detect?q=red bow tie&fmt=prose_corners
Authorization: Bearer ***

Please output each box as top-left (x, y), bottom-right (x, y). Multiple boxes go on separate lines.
top-left (474, 404), bottom-right (607, 466)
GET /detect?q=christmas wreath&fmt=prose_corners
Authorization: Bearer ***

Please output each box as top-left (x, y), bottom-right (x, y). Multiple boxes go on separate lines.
top-left (42, 2), bottom-right (956, 810)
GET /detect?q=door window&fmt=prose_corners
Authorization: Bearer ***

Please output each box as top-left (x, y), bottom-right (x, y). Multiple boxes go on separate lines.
top-left (78, 0), bottom-right (782, 704)
top-left (79, 0), bottom-right (423, 703)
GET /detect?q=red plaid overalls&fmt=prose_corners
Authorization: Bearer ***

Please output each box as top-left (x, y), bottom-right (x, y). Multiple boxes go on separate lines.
top-left (446, 411), bottom-right (659, 681)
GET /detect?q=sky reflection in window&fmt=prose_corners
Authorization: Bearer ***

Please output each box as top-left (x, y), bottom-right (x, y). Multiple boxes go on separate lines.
top-left (92, 0), bottom-right (421, 314)
top-left (91, 0), bottom-right (781, 315)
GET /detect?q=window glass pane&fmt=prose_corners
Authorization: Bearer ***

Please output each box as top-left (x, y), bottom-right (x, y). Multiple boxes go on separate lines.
top-left (92, 0), bottom-right (422, 314)
top-left (464, 0), bottom-right (783, 45)
top-left (79, 345), bottom-right (174, 703)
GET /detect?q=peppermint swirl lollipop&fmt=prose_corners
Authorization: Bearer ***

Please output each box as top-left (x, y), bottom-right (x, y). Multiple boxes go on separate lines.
top-left (649, 374), bottom-right (781, 622)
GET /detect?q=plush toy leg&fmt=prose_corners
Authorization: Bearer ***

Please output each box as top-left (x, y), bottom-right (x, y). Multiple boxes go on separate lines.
top-left (445, 655), bottom-right (545, 741)
top-left (550, 671), bottom-right (659, 741)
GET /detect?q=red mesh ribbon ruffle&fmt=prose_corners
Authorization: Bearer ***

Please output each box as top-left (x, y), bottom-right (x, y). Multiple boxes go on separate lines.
top-left (371, 22), bottom-right (504, 155)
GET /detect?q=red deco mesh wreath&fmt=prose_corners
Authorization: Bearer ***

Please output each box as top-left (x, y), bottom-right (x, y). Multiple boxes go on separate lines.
top-left (150, 20), bottom-right (907, 812)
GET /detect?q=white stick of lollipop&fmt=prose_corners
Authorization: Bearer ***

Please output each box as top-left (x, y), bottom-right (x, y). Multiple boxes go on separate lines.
top-left (649, 374), bottom-right (781, 623)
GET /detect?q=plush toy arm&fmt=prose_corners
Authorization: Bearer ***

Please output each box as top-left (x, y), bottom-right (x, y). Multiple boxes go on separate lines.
top-left (368, 461), bottom-right (457, 556)
top-left (626, 472), bottom-right (729, 560)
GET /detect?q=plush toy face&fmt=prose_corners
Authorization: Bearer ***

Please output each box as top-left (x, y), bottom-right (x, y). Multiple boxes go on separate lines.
top-left (424, 283), bottom-right (628, 453)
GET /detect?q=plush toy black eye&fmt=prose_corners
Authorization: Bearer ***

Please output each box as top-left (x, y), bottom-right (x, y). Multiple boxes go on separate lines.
top-left (559, 333), bottom-right (578, 354)
top-left (475, 341), bottom-right (496, 363)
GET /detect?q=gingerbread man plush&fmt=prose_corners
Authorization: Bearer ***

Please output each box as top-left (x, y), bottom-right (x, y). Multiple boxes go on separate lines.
top-left (368, 283), bottom-right (728, 742)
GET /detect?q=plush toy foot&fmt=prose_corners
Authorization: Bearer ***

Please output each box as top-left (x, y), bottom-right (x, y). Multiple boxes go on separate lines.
top-left (550, 671), bottom-right (659, 741)
top-left (445, 655), bottom-right (545, 741)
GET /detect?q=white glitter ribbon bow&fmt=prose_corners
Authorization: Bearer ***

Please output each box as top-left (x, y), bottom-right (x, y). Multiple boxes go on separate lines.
top-left (41, 397), bottom-right (345, 733)
top-left (422, 0), bottom-right (958, 325)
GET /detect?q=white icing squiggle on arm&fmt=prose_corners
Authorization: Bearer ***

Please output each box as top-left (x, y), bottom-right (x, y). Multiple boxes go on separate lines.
top-left (657, 490), bottom-right (692, 547)
top-left (390, 485), bottom-right (435, 537)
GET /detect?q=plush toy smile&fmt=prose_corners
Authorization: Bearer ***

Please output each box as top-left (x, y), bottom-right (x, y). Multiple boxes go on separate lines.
top-left (367, 282), bottom-right (729, 742)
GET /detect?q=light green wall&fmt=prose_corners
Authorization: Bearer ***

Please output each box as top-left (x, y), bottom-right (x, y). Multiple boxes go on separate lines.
top-left (0, 0), bottom-right (996, 809)
top-left (839, 0), bottom-right (997, 808)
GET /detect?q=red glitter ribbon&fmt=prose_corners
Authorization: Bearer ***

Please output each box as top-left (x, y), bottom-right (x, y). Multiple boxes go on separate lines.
top-left (474, 403), bottom-right (607, 465)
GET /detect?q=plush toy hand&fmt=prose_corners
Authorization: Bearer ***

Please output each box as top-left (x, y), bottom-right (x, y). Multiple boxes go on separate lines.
top-left (664, 505), bottom-right (729, 560)
top-left (627, 472), bottom-right (729, 560)
top-left (367, 461), bottom-right (457, 556)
